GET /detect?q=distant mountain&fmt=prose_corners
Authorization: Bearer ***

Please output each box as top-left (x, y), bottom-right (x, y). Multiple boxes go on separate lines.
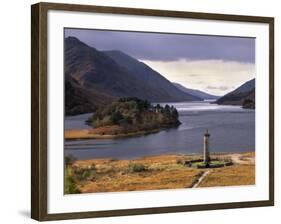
top-left (215, 79), bottom-right (255, 108)
top-left (172, 83), bottom-right (219, 100)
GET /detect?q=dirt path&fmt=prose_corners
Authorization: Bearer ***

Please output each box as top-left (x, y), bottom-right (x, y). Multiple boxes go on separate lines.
top-left (192, 170), bottom-right (210, 188)
top-left (230, 154), bottom-right (255, 165)
top-left (189, 153), bottom-right (254, 188)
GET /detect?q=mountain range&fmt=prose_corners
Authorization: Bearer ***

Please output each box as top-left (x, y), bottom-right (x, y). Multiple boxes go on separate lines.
top-left (65, 36), bottom-right (254, 115)
top-left (65, 37), bottom-right (203, 115)
top-left (215, 78), bottom-right (255, 107)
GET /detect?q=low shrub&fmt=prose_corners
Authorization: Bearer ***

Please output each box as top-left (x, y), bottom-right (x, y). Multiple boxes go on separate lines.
top-left (64, 168), bottom-right (80, 194)
top-left (65, 154), bottom-right (77, 166)
top-left (128, 163), bottom-right (147, 172)
top-left (90, 163), bottom-right (97, 171)
top-left (73, 166), bottom-right (96, 181)
top-left (176, 159), bottom-right (186, 166)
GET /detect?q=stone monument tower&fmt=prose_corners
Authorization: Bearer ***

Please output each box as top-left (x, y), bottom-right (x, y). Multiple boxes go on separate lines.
top-left (203, 129), bottom-right (210, 163)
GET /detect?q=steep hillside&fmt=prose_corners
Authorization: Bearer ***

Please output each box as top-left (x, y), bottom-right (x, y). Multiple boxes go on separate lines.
top-left (215, 79), bottom-right (255, 108)
top-left (65, 77), bottom-right (114, 116)
top-left (104, 50), bottom-right (200, 101)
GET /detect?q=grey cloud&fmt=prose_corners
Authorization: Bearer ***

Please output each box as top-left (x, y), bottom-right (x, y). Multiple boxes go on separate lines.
top-left (65, 28), bottom-right (255, 63)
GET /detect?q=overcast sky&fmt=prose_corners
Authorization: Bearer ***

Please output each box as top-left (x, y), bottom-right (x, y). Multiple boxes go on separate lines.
top-left (65, 28), bottom-right (255, 96)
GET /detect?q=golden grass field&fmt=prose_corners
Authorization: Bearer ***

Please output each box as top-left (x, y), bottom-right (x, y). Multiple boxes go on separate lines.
top-left (64, 127), bottom-right (160, 140)
top-left (198, 164), bottom-right (255, 187)
top-left (65, 152), bottom-right (255, 194)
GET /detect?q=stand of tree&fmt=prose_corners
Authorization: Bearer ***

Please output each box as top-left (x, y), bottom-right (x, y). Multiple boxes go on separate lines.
top-left (242, 99), bottom-right (255, 109)
top-left (86, 97), bottom-right (181, 134)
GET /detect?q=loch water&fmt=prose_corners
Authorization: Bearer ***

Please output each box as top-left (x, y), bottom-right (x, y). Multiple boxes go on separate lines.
top-left (65, 101), bottom-right (255, 160)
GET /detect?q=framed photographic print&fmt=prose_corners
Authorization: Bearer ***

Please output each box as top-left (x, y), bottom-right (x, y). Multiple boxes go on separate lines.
top-left (31, 2), bottom-right (274, 221)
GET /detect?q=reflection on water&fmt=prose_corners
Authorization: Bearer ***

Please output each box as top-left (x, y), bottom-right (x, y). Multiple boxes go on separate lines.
top-left (64, 113), bottom-right (92, 129)
top-left (65, 101), bottom-right (255, 160)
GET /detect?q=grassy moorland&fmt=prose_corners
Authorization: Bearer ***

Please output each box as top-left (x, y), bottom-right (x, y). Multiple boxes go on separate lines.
top-left (198, 152), bottom-right (255, 187)
top-left (64, 152), bottom-right (255, 194)
top-left (65, 97), bottom-right (181, 140)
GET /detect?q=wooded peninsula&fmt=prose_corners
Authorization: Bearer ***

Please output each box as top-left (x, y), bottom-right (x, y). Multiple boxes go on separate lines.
top-left (65, 97), bottom-right (181, 140)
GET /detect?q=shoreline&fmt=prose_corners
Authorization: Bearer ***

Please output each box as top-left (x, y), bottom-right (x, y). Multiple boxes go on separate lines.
top-left (72, 151), bottom-right (255, 164)
top-left (65, 127), bottom-right (163, 140)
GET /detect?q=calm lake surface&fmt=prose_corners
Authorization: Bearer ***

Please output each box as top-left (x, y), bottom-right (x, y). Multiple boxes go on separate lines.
top-left (65, 101), bottom-right (255, 160)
